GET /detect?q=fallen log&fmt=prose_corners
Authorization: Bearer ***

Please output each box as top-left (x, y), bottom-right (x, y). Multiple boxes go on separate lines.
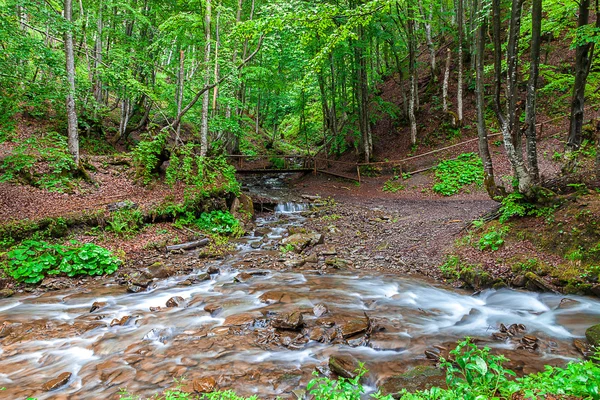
top-left (166, 239), bottom-right (209, 252)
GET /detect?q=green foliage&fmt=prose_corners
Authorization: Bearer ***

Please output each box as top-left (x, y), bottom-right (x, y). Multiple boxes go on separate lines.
top-left (175, 211), bottom-right (242, 236)
top-left (478, 226), bottom-right (508, 251)
top-left (106, 204), bottom-right (145, 237)
top-left (432, 153), bottom-right (483, 196)
top-left (280, 243), bottom-right (295, 254)
top-left (306, 364), bottom-right (392, 400)
top-left (2, 240), bottom-right (121, 283)
top-left (133, 132), bottom-right (169, 185)
top-left (382, 177), bottom-right (405, 193)
top-left (269, 156), bottom-right (286, 169)
top-left (498, 193), bottom-right (557, 223)
top-left (0, 132), bottom-right (78, 193)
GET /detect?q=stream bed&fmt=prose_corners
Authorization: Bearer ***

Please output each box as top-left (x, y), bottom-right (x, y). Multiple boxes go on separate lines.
top-left (1, 203), bottom-right (599, 399)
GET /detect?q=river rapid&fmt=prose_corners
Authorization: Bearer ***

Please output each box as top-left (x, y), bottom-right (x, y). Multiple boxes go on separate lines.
top-left (1, 200), bottom-right (599, 399)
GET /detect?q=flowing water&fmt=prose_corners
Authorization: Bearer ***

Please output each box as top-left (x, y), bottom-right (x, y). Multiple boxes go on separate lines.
top-left (1, 203), bottom-right (599, 399)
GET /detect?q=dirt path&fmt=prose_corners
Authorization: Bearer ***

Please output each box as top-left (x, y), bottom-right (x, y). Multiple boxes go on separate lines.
top-left (290, 174), bottom-right (497, 278)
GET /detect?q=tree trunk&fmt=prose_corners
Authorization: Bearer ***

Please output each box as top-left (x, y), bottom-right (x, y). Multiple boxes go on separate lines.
top-left (200, 0), bottom-right (212, 157)
top-left (457, 0), bottom-right (464, 125)
top-left (443, 48), bottom-right (451, 113)
top-left (525, 0), bottom-right (542, 183)
top-left (408, 6), bottom-right (418, 145)
top-left (64, 0), bottom-right (79, 165)
top-left (175, 49), bottom-right (185, 144)
top-left (567, 0), bottom-right (594, 151)
top-left (93, 0), bottom-right (103, 105)
top-left (475, 0), bottom-right (498, 198)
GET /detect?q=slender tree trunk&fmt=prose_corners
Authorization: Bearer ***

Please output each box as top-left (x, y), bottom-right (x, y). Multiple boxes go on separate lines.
top-left (567, 0), bottom-right (594, 151)
top-left (419, 0), bottom-right (436, 78)
top-left (525, 0), bottom-right (542, 183)
top-left (212, 7), bottom-right (221, 113)
top-left (200, 0), bottom-right (212, 157)
top-left (457, 0), bottom-right (464, 125)
top-left (408, 6), bottom-right (418, 145)
top-left (443, 48), bottom-right (451, 113)
top-left (475, 0), bottom-right (498, 197)
top-left (175, 49), bottom-right (185, 144)
top-left (93, 0), bottom-right (103, 105)
top-left (64, 0), bottom-right (79, 165)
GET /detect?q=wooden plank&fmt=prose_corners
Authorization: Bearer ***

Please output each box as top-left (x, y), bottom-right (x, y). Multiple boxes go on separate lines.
top-left (235, 169), bottom-right (313, 174)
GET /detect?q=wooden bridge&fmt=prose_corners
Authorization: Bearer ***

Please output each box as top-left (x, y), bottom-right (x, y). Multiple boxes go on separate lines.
top-left (226, 155), bottom-right (361, 182)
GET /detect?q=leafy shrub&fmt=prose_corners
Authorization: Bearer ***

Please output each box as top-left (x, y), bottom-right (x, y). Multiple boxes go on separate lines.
top-left (432, 153), bottom-right (483, 196)
top-left (498, 193), bottom-right (557, 223)
top-left (107, 205), bottom-right (144, 236)
top-left (0, 132), bottom-right (78, 193)
top-left (175, 211), bottom-right (242, 236)
top-left (269, 156), bottom-right (285, 169)
top-left (2, 240), bottom-right (121, 283)
top-left (478, 226), bottom-right (508, 251)
top-left (133, 132), bottom-right (169, 184)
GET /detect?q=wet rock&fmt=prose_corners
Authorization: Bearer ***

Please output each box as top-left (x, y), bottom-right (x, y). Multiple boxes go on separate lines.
top-left (281, 232), bottom-right (324, 252)
top-left (424, 348), bottom-right (441, 361)
top-left (321, 248), bottom-right (338, 256)
top-left (0, 321), bottom-right (15, 338)
top-left (147, 262), bottom-right (175, 279)
top-left (195, 273), bottom-right (210, 282)
top-left (307, 326), bottom-right (331, 342)
top-left (329, 355), bottom-right (360, 379)
top-left (574, 338), bottom-right (591, 357)
top-left (223, 312), bottom-right (261, 326)
top-left (234, 272), bottom-right (254, 283)
top-left (207, 266), bottom-right (220, 275)
top-left (181, 357), bottom-right (199, 367)
top-left (193, 377), bottom-right (217, 393)
top-left (42, 372), bottom-right (72, 391)
top-left (585, 323), bottom-right (600, 347)
top-left (204, 304), bottom-right (223, 315)
top-left (512, 275), bottom-right (527, 287)
top-left (254, 227), bottom-right (270, 237)
top-left (557, 298), bottom-right (581, 309)
top-left (338, 316), bottom-right (369, 338)
top-left (127, 284), bottom-right (144, 294)
top-left (149, 306), bottom-right (162, 312)
top-left (313, 303), bottom-right (329, 317)
top-left (272, 311), bottom-right (304, 330)
top-left (259, 291), bottom-right (293, 304)
top-left (166, 296), bottom-right (186, 308)
top-left (525, 272), bottom-right (556, 292)
top-left (591, 284), bottom-right (600, 297)
top-left (110, 316), bottom-right (133, 327)
top-left (325, 257), bottom-right (351, 269)
top-left (0, 288), bottom-right (14, 298)
top-left (90, 301), bottom-right (107, 313)
top-left (131, 278), bottom-right (153, 288)
top-left (380, 366), bottom-right (445, 397)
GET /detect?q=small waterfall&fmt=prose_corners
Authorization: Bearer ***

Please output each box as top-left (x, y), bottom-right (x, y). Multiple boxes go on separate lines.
top-left (274, 202), bottom-right (308, 214)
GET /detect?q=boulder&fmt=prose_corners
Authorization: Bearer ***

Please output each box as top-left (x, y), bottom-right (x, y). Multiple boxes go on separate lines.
top-left (166, 296), bottom-right (186, 308)
top-left (338, 316), bottom-right (369, 338)
top-left (380, 366), bottom-right (445, 397)
top-left (329, 355), bottom-right (360, 379)
top-left (42, 372), bottom-right (72, 391)
top-left (282, 232), bottom-right (324, 252)
top-left (585, 324), bottom-right (600, 347)
top-left (207, 266), bottom-right (220, 275)
top-left (193, 377), bottom-right (217, 393)
top-left (204, 303), bottom-right (223, 315)
top-left (272, 311), bottom-right (304, 330)
top-left (0, 288), bottom-right (14, 298)
top-left (146, 262), bottom-right (175, 279)
top-left (325, 257), bottom-right (351, 269)
top-left (90, 301), bottom-right (107, 313)
top-left (127, 284), bottom-right (144, 294)
top-left (525, 272), bottom-right (556, 292)
top-left (313, 303), bottom-right (329, 318)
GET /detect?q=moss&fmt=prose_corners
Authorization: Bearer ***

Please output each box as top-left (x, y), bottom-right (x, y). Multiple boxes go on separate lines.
top-left (586, 324), bottom-right (600, 347)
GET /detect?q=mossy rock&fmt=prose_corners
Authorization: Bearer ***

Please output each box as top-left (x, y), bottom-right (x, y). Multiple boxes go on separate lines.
top-left (380, 365), bottom-right (445, 398)
top-left (586, 324), bottom-right (600, 347)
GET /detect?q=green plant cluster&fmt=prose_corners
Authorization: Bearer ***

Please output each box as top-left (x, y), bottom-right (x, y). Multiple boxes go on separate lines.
top-left (478, 226), bottom-right (509, 251)
top-left (106, 204), bottom-right (145, 237)
top-left (2, 240), bottom-right (121, 283)
top-left (132, 132), bottom-right (169, 185)
top-left (0, 132), bottom-right (78, 193)
top-left (498, 193), bottom-right (558, 223)
top-left (174, 210), bottom-right (242, 236)
top-left (382, 176), bottom-right (406, 193)
top-left (432, 153), bottom-right (483, 196)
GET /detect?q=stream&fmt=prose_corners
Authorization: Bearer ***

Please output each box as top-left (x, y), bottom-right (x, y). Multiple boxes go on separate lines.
top-left (1, 197), bottom-right (600, 399)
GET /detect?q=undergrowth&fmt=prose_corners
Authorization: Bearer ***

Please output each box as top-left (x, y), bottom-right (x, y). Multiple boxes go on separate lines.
top-left (382, 176), bottom-right (406, 193)
top-left (115, 339), bottom-right (600, 400)
top-left (174, 210), bottom-right (243, 236)
top-left (0, 131), bottom-right (79, 193)
top-left (432, 153), bottom-right (483, 196)
top-left (1, 240), bottom-right (121, 283)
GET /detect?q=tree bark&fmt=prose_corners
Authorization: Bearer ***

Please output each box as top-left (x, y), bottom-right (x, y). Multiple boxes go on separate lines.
top-left (567, 0), bottom-right (594, 151)
top-left (475, 0), bottom-right (498, 198)
top-left (175, 49), bottom-right (185, 144)
top-left (408, 6), bottom-right (418, 145)
top-left (64, 0), bottom-right (79, 165)
top-left (525, 0), bottom-right (542, 183)
top-left (443, 48), bottom-right (451, 113)
top-left (457, 0), bottom-right (464, 124)
top-left (200, 0), bottom-right (212, 157)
